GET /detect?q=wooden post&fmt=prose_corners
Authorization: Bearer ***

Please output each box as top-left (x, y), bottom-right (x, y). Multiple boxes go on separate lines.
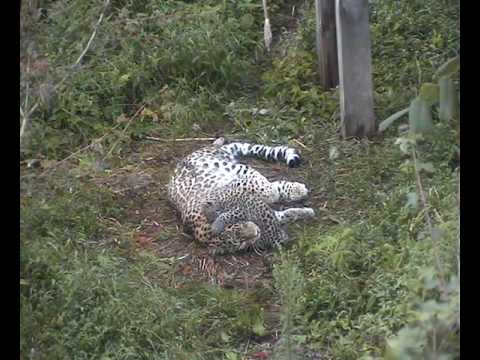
top-left (315, 0), bottom-right (339, 89)
top-left (336, 0), bottom-right (375, 138)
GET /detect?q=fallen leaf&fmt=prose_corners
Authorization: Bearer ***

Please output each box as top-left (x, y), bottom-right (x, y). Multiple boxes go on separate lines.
top-left (134, 233), bottom-right (152, 247)
top-left (180, 264), bottom-right (193, 276)
top-left (251, 351), bottom-right (270, 359)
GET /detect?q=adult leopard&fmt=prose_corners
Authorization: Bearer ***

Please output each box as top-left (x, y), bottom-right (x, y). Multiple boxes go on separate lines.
top-left (167, 138), bottom-right (315, 254)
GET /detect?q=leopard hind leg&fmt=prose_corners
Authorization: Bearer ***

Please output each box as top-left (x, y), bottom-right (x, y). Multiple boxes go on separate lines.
top-left (274, 207), bottom-right (315, 224)
top-left (230, 171), bottom-right (310, 204)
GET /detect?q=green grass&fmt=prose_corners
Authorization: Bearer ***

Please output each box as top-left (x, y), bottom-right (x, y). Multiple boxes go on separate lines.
top-left (20, 177), bottom-right (269, 359)
top-left (21, 0), bottom-right (459, 359)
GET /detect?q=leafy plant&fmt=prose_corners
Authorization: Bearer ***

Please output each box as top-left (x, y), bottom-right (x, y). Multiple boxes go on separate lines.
top-left (378, 56), bottom-right (459, 134)
top-left (381, 54), bottom-right (459, 360)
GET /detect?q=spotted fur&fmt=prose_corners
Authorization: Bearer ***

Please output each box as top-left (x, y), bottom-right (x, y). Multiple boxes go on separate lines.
top-left (167, 138), bottom-right (315, 254)
top-left (221, 142), bottom-right (302, 168)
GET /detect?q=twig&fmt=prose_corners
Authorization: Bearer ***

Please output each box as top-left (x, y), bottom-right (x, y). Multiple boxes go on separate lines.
top-left (36, 104), bottom-right (143, 177)
top-left (20, 117), bottom-right (30, 146)
top-left (103, 104), bottom-right (145, 159)
top-left (54, 0), bottom-right (111, 91)
top-left (415, 56), bottom-right (423, 87)
top-left (412, 149), bottom-right (433, 232)
top-left (24, 102), bottom-right (39, 120)
top-left (20, 61), bottom-right (31, 146)
top-left (262, 0), bottom-right (272, 51)
top-left (20, 107), bottom-right (30, 146)
top-left (412, 148), bottom-right (447, 289)
top-left (73, 0), bottom-right (110, 68)
top-left (37, 135), bottom-right (110, 178)
top-left (262, 0), bottom-right (269, 18)
top-left (24, 68), bottom-right (30, 110)
top-left (111, 7), bottom-right (219, 26)
top-left (143, 136), bottom-right (216, 142)
top-left (292, 138), bottom-right (311, 151)
top-left (243, 338), bottom-right (250, 356)
top-left (20, 0), bottom-right (111, 143)
top-left (457, 173), bottom-right (460, 278)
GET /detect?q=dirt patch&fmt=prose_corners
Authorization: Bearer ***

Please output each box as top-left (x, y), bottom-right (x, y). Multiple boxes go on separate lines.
top-left (92, 139), bottom-right (323, 289)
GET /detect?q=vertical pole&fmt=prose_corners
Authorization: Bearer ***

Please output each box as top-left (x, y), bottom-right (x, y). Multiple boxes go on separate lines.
top-left (336, 0), bottom-right (375, 138)
top-left (315, 0), bottom-right (339, 89)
